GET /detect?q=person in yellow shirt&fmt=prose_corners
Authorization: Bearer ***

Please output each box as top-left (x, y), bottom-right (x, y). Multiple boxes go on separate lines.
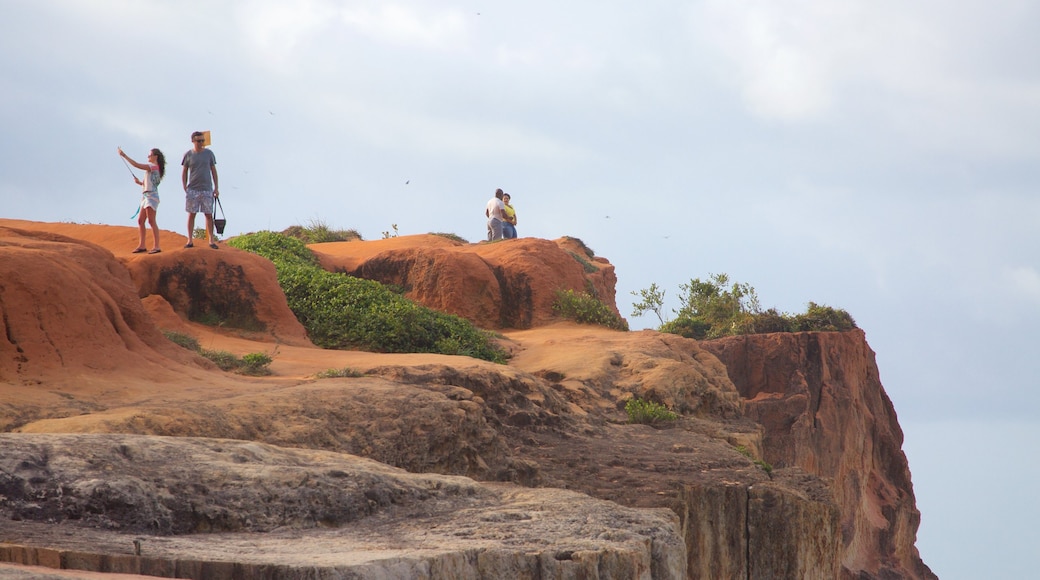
top-left (502, 193), bottom-right (518, 239)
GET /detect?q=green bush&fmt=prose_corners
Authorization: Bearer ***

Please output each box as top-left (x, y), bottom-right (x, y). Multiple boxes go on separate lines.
top-left (625, 397), bottom-right (678, 424)
top-left (552, 289), bottom-right (629, 331)
top-left (240, 352), bottom-right (273, 376)
top-left (230, 230), bottom-right (318, 268)
top-left (639, 273), bottom-right (857, 339)
top-left (788, 302), bottom-right (857, 332)
top-left (228, 232), bottom-right (507, 363)
top-left (200, 349), bottom-right (240, 371)
top-left (199, 349), bottom-right (273, 375)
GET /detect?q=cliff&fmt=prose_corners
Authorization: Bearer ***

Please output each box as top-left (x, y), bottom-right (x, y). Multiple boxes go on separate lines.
top-left (0, 220), bottom-right (933, 579)
top-left (701, 333), bottom-right (936, 579)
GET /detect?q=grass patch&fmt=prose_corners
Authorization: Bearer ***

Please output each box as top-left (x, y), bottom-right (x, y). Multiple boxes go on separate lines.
top-left (281, 219), bottom-right (363, 243)
top-left (163, 330), bottom-right (200, 351)
top-left (568, 251), bottom-right (598, 274)
top-left (196, 349), bottom-right (273, 375)
top-left (314, 367), bottom-right (365, 379)
top-left (429, 232), bottom-right (469, 244)
top-left (561, 236), bottom-right (594, 258)
top-left (552, 289), bottom-right (628, 331)
top-left (164, 330), bottom-right (272, 375)
top-left (735, 445), bottom-right (774, 474)
top-left (625, 397), bottom-right (678, 425)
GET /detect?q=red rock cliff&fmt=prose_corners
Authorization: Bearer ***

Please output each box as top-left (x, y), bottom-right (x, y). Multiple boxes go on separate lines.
top-left (701, 331), bottom-right (936, 580)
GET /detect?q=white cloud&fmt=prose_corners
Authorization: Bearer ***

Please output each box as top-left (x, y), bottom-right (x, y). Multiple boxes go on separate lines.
top-left (691, 0), bottom-right (857, 121)
top-left (235, 0), bottom-right (339, 68)
top-left (307, 91), bottom-right (593, 163)
top-left (338, 3), bottom-right (470, 51)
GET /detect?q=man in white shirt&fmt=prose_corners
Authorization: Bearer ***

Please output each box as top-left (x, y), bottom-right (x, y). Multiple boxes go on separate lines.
top-left (485, 188), bottom-right (506, 241)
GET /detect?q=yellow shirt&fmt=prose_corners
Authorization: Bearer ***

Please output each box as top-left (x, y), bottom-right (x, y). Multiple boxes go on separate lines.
top-left (503, 203), bottom-right (517, 225)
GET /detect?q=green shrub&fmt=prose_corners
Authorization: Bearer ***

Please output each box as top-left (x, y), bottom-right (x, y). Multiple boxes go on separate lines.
top-left (641, 273), bottom-right (857, 340)
top-left (552, 289), bottom-right (629, 331)
top-left (200, 349), bottom-right (240, 371)
top-left (199, 349), bottom-right (273, 375)
top-left (230, 230), bottom-right (318, 268)
top-left (163, 330), bottom-right (200, 351)
top-left (240, 352), bottom-right (273, 376)
top-left (625, 397), bottom-right (678, 424)
top-left (788, 302), bottom-right (857, 332)
top-left (228, 232), bottom-right (507, 363)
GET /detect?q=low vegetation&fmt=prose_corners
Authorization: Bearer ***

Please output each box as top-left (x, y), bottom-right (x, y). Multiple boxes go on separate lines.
top-left (552, 288), bottom-right (629, 331)
top-left (162, 330), bottom-right (273, 375)
top-left (735, 445), bottom-right (774, 475)
top-left (632, 273), bottom-right (856, 340)
top-left (281, 219), bottom-right (362, 243)
top-left (429, 232), bottom-right (468, 244)
top-left (314, 367), bottom-right (365, 379)
top-left (228, 231), bottom-right (507, 363)
top-left (625, 397), bottom-right (678, 425)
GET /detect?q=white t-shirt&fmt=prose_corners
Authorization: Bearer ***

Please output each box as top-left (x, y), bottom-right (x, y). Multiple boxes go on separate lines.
top-left (486, 197), bottom-right (505, 221)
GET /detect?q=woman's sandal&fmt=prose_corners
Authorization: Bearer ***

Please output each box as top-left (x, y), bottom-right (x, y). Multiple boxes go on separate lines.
top-left (131, 248), bottom-right (147, 253)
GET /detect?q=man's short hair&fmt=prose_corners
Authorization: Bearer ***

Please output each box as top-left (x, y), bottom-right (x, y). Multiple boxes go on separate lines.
top-left (191, 131), bottom-right (204, 139)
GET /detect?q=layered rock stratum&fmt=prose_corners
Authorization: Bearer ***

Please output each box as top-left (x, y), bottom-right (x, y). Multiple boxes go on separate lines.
top-left (0, 220), bottom-right (934, 579)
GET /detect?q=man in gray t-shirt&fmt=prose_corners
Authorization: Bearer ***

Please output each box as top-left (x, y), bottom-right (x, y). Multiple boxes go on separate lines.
top-left (181, 131), bottom-right (220, 249)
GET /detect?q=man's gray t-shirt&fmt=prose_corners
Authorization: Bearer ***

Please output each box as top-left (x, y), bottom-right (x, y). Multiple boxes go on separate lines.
top-left (182, 148), bottom-right (217, 191)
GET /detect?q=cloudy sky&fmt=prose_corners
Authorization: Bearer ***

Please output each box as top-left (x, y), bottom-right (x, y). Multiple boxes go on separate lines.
top-left (3, 1), bottom-right (1038, 576)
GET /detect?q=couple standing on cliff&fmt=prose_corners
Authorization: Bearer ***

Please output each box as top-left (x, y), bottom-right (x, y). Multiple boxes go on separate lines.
top-left (485, 188), bottom-right (518, 241)
top-left (117, 131), bottom-right (221, 254)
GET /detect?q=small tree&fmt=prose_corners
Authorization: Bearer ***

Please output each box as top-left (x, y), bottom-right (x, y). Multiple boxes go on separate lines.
top-left (631, 283), bottom-right (667, 325)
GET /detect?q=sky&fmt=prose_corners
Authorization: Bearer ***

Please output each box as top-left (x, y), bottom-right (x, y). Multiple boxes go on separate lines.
top-left (2, 1), bottom-right (1038, 576)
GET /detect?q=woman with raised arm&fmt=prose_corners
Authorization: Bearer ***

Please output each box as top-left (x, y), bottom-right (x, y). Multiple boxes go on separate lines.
top-left (118, 146), bottom-right (166, 254)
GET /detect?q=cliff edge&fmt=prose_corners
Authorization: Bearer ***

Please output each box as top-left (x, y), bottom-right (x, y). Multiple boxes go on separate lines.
top-left (0, 220), bottom-right (933, 579)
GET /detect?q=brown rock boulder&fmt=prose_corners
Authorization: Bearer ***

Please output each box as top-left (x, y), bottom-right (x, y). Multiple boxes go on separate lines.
top-left (701, 330), bottom-right (936, 580)
top-left (125, 247), bottom-right (310, 347)
top-left (0, 226), bottom-right (205, 384)
top-left (311, 235), bottom-right (620, 330)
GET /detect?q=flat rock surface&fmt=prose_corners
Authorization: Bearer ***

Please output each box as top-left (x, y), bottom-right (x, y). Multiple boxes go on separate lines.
top-left (0, 434), bottom-right (685, 579)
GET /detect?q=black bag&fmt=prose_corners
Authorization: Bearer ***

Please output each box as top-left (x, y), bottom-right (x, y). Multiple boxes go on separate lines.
top-left (214, 197), bottom-right (227, 235)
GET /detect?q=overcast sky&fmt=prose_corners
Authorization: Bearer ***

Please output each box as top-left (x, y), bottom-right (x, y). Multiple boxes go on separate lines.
top-left (3, 1), bottom-right (1038, 576)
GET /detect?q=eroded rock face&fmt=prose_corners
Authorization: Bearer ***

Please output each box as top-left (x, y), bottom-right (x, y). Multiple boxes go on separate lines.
top-left (701, 331), bottom-right (937, 580)
top-left (0, 227), bottom-right (206, 383)
top-left (125, 244), bottom-right (311, 347)
top-left (311, 235), bottom-right (620, 330)
top-left (0, 434), bottom-right (687, 580)
top-left (0, 220), bottom-right (935, 579)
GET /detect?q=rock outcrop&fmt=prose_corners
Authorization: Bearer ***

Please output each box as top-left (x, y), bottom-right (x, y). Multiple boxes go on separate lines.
top-left (702, 331), bottom-right (936, 579)
top-left (312, 235), bottom-right (619, 330)
top-left (0, 434), bottom-right (687, 579)
top-left (0, 220), bottom-right (934, 579)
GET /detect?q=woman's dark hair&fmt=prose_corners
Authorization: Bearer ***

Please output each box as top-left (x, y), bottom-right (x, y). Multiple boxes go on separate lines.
top-left (151, 148), bottom-right (167, 180)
